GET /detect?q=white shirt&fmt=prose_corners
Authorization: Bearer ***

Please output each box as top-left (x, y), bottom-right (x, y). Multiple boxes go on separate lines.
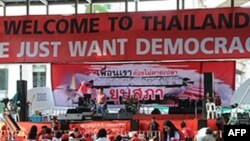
top-left (195, 127), bottom-right (208, 141)
top-left (166, 131), bottom-right (180, 141)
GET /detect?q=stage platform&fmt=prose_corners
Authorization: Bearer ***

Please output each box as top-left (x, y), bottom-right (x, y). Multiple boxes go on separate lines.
top-left (132, 114), bottom-right (203, 120)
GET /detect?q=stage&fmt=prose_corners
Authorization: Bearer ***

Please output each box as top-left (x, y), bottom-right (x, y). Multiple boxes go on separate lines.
top-left (0, 113), bottom-right (217, 132)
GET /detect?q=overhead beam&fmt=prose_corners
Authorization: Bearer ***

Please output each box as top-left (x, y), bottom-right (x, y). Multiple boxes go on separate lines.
top-left (0, 0), bottom-right (5, 7)
top-left (85, 0), bottom-right (92, 3)
top-left (218, 0), bottom-right (248, 7)
top-left (75, 0), bottom-right (78, 14)
top-left (39, 0), bottom-right (48, 5)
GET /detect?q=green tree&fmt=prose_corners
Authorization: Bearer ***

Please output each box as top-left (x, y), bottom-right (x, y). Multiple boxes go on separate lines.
top-left (85, 4), bottom-right (110, 13)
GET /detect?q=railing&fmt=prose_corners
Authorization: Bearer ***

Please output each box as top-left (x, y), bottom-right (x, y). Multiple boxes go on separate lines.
top-left (132, 130), bottom-right (162, 141)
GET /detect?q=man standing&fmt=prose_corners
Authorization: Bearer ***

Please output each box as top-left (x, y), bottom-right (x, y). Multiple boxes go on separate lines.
top-left (180, 121), bottom-right (195, 141)
top-left (96, 88), bottom-right (107, 114)
top-left (148, 117), bottom-right (159, 139)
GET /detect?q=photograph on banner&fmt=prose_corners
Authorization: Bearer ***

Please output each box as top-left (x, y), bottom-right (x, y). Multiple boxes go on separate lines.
top-left (51, 61), bottom-right (234, 107)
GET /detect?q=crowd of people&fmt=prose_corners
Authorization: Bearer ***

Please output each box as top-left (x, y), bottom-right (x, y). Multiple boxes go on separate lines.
top-left (0, 117), bottom-right (223, 141)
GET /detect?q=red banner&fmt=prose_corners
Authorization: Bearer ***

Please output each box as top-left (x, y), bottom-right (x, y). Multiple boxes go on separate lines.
top-left (0, 8), bottom-right (250, 62)
top-left (70, 121), bottom-right (130, 134)
top-left (51, 61), bottom-right (235, 107)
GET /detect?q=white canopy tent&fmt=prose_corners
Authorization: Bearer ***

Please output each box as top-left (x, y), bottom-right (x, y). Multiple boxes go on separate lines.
top-left (27, 87), bottom-right (67, 118)
top-left (231, 78), bottom-right (250, 107)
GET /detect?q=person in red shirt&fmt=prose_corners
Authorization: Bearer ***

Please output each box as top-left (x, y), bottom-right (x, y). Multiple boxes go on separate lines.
top-left (61, 131), bottom-right (69, 141)
top-left (130, 132), bottom-right (140, 141)
top-left (95, 88), bottom-right (107, 114)
top-left (180, 121), bottom-right (195, 141)
top-left (215, 95), bottom-right (222, 117)
top-left (69, 127), bottom-right (82, 139)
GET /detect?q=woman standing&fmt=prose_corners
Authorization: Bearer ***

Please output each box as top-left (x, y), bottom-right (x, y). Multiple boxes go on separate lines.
top-left (27, 125), bottom-right (38, 141)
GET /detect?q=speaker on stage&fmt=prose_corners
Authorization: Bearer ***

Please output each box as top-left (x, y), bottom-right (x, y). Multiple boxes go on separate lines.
top-left (17, 80), bottom-right (28, 121)
top-left (203, 72), bottom-right (214, 119)
top-left (104, 113), bottom-right (118, 120)
top-left (66, 109), bottom-right (78, 114)
top-left (92, 113), bottom-right (103, 120)
top-left (118, 112), bottom-right (132, 120)
top-left (204, 73), bottom-right (214, 99)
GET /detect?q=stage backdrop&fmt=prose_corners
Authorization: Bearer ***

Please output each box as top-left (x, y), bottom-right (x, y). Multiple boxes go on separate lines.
top-left (51, 61), bottom-right (235, 107)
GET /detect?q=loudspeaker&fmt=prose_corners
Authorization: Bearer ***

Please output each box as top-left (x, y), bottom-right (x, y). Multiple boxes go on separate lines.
top-left (118, 112), bottom-right (132, 120)
top-left (198, 119), bottom-right (207, 130)
top-left (92, 113), bottom-right (103, 120)
top-left (130, 120), bottom-right (139, 131)
top-left (203, 73), bottom-right (214, 119)
top-left (57, 113), bottom-right (84, 121)
top-left (76, 107), bottom-right (91, 113)
top-left (17, 80), bottom-right (28, 121)
top-left (104, 113), bottom-right (118, 120)
top-left (66, 109), bottom-right (79, 114)
top-left (204, 73), bottom-right (214, 99)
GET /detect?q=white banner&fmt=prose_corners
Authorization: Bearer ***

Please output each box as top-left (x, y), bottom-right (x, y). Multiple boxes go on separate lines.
top-left (27, 87), bottom-right (54, 115)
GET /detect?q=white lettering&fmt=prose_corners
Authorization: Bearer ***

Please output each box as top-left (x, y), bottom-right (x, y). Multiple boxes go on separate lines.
top-left (88, 40), bottom-right (101, 56)
top-left (51, 42), bottom-right (61, 57)
top-left (245, 37), bottom-right (250, 52)
top-left (235, 129), bottom-right (241, 136)
top-left (17, 41), bottom-right (60, 58)
top-left (152, 38), bottom-right (163, 55)
top-left (184, 38), bottom-right (199, 55)
top-left (68, 39), bottom-right (127, 57)
top-left (228, 129), bottom-right (235, 136)
top-left (0, 42), bottom-right (9, 58)
top-left (164, 39), bottom-right (183, 54)
top-left (117, 38), bottom-right (128, 55)
top-left (201, 37), bottom-right (213, 54)
top-left (228, 37), bottom-right (244, 53)
top-left (136, 38), bottom-right (150, 55)
top-left (39, 42), bottom-right (50, 57)
top-left (68, 41), bottom-right (87, 57)
top-left (103, 39), bottom-right (116, 56)
top-left (214, 37), bottom-right (227, 54)
top-left (241, 129), bottom-right (246, 136)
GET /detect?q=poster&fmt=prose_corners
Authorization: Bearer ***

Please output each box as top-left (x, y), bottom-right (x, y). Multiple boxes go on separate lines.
top-left (51, 61), bottom-right (235, 107)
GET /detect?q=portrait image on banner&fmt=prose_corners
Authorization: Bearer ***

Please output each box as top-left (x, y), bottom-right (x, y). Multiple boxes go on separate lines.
top-left (51, 61), bottom-right (235, 107)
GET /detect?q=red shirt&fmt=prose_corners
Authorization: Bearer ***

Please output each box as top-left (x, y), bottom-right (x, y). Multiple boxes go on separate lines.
top-left (96, 93), bottom-right (107, 105)
top-left (181, 127), bottom-right (195, 138)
